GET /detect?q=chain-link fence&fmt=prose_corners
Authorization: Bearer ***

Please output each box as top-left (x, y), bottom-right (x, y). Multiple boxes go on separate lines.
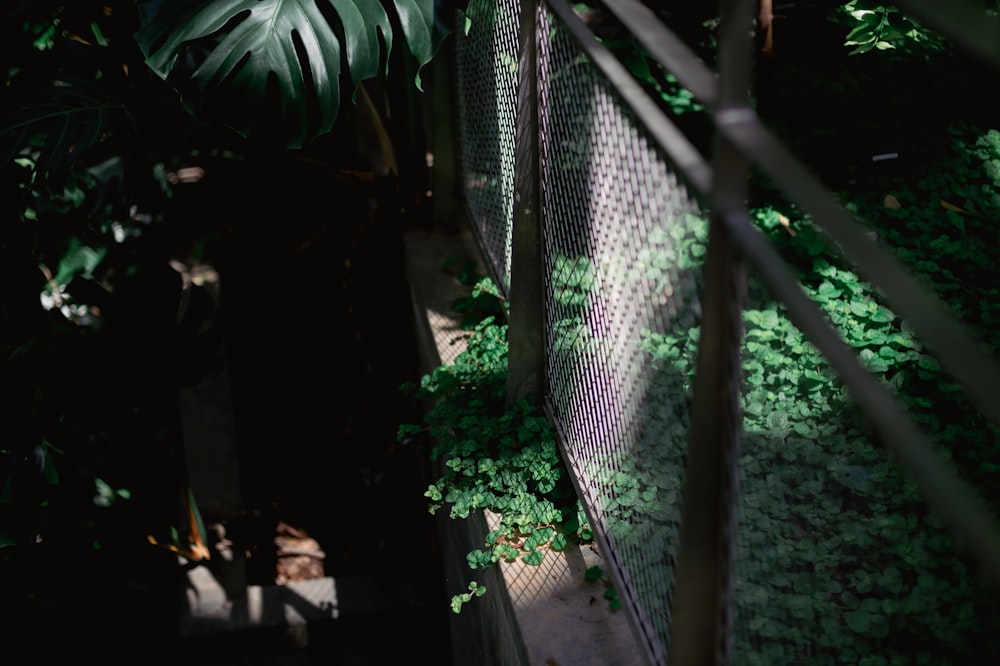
top-left (539, 15), bottom-right (708, 663)
top-left (450, 1), bottom-right (1000, 664)
top-left (456, 3), bottom-right (706, 660)
top-left (454, 0), bottom-right (520, 288)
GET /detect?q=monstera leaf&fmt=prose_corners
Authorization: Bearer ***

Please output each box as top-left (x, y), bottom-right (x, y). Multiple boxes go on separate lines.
top-left (135, 0), bottom-right (440, 149)
top-left (0, 78), bottom-right (131, 190)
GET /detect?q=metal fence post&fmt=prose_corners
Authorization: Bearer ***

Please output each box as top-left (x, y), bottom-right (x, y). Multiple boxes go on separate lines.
top-left (507, 0), bottom-right (546, 406)
top-left (668, 0), bottom-right (755, 663)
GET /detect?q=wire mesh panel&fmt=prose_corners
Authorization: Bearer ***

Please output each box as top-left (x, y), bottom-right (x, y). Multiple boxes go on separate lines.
top-left (447, 1), bottom-right (1000, 664)
top-left (537, 8), bottom-right (709, 662)
top-left (453, 0), bottom-right (519, 290)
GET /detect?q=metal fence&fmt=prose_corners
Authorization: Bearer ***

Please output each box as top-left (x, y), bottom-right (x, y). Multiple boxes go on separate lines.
top-left (449, 0), bottom-right (1000, 664)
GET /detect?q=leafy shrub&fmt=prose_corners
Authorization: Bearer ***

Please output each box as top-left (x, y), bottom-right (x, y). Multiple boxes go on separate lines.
top-left (398, 310), bottom-right (590, 613)
top-left (835, 0), bottom-right (949, 56)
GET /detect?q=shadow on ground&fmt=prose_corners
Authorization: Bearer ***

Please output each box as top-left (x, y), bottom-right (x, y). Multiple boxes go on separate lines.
top-left (169, 149), bottom-right (454, 665)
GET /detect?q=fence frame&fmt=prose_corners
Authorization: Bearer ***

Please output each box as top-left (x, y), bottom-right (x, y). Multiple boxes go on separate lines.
top-left (452, 1), bottom-right (1000, 663)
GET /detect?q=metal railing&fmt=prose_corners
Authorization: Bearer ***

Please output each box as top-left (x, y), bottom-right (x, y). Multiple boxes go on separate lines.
top-left (447, 0), bottom-right (1000, 663)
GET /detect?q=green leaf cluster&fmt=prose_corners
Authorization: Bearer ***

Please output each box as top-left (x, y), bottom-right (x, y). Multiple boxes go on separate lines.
top-left (443, 258), bottom-right (508, 330)
top-left (399, 311), bottom-right (590, 614)
top-left (614, 105), bottom-right (1000, 666)
top-left (402, 0), bottom-right (1000, 652)
top-left (135, 0), bottom-right (445, 149)
top-left (836, 1), bottom-right (948, 56)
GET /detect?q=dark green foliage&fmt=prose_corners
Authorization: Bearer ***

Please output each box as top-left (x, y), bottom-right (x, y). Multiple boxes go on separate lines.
top-left (5, 0), bottom-right (1000, 657)
top-left (134, 0), bottom-right (445, 149)
top-left (443, 258), bottom-right (509, 329)
top-left (1, 0), bottom-right (202, 560)
top-left (399, 311), bottom-right (591, 613)
top-left (2, 4), bottom-right (452, 654)
top-left (553, 2), bottom-right (1000, 661)
top-left (583, 565), bottom-right (621, 612)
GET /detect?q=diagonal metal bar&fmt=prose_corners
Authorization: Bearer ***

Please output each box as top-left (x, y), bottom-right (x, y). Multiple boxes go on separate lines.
top-left (560, 0), bottom-right (1000, 429)
top-left (720, 205), bottom-right (1000, 585)
top-left (891, 0), bottom-right (1000, 73)
top-left (668, 0), bottom-right (754, 664)
top-left (715, 108), bottom-right (1000, 432)
top-left (544, 0), bottom-right (713, 197)
top-left (598, 0), bottom-right (720, 108)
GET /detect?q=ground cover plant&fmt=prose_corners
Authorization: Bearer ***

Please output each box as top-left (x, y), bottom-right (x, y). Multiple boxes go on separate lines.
top-left (403, 0), bottom-right (1000, 660)
top-left (5, 0), bottom-right (1000, 660)
top-left (589, 1), bottom-right (1000, 662)
top-left (398, 273), bottom-right (594, 613)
